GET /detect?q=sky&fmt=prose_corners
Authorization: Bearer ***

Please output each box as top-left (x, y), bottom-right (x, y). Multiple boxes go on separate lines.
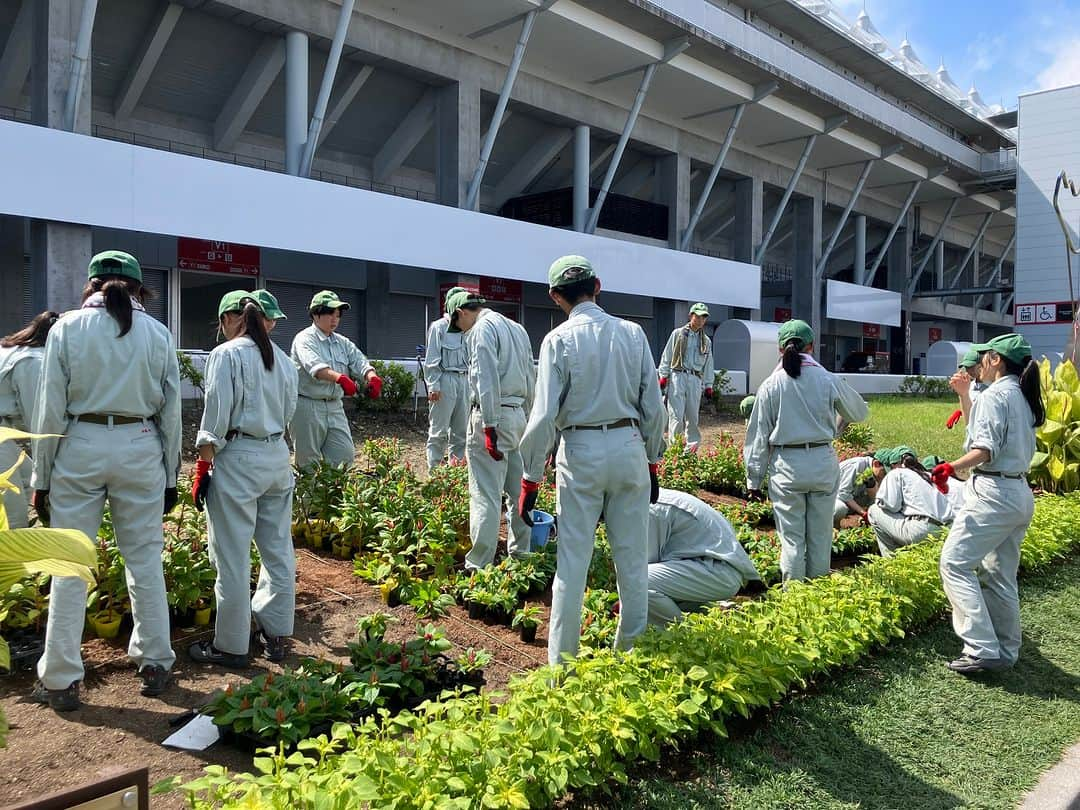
top-left (832, 0), bottom-right (1080, 110)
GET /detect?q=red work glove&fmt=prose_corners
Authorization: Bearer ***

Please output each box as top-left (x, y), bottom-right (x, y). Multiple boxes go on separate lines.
top-left (192, 459), bottom-right (213, 511)
top-left (704, 387), bottom-right (714, 398)
top-left (649, 463), bottom-right (660, 503)
top-left (658, 376), bottom-right (668, 392)
top-left (930, 462), bottom-right (955, 494)
top-left (32, 490), bottom-right (50, 526)
top-left (946, 409), bottom-right (963, 429)
top-left (483, 427), bottom-right (504, 461)
top-left (518, 479), bottom-right (540, 526)
top-left (860, 512), bottom-right (871, 526)
top-left (366, 374), bottom-right (383, 399)
top-left (336, 375), bottom-right (358, 397)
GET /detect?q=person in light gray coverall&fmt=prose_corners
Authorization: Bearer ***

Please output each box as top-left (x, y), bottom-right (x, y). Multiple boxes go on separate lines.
top-left (658, 303), bottom-right (714, 449)
top-left (930, 333), bottom-right (1043, 675)
top-left (188, 290), bottom-right (298, 669)
top-left (450, 290), bottom-right (535, 570)
top-left (290, 290), bottom-right (382, 469)
top-left (0, 311), bottom-right (58, 528)
top-left (518, 255), bottom-right (666, 666)
top-left (647, 488), bottom-right (761, 625)
top-left (832, 451), bottom-right (887, 527)
top-left (743, 319), bottom-right (868, 583)
top-left (867, 451), bottom-right (953, 557)
top-left (423, 287), bottom-right (470, 470)
top-left (31, 251), bottom-right (181, 711)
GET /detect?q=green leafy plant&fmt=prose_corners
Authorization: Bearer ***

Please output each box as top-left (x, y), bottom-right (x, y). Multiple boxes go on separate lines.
top-left (1029, 358), bottom-right (1080, 492)
top-left (897, 375), bottom-right (952, 398)
top-left (177, 351), bottom-right (205, 398)
top-left (511, 605), bottom-right (542, 630)
top-left (354, 360), bottom-right (415, 413)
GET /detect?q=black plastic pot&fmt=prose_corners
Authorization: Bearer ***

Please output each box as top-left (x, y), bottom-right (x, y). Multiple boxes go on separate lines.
top-left (468, 601), bottom-right (485, 620)
top-left (482, 606), bottom-right (501, 626)
top-left (518, 624), bottom-right (537, 644)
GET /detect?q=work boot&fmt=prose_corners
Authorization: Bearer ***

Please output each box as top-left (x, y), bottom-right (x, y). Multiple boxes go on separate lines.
top-left (188, 640), bottom-right (248, 669)
top-left (252, 626), bottom-right (287, 663)
top-left (947, 654), bottom-right (1010, 674)
top-left (139, 665), bottom-right (172, 697)
top-left (31, 680), bottom-right (81, 712)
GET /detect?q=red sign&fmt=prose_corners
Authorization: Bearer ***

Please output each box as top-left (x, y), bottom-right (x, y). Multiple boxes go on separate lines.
top-left (773, 307), bottom-right (792, 323)
top-left (440, 277), bottom-right (523, 306)
top-left (862, 323), bottom-right (881, 338)
top-left (928, 327), bottom-right (942, 344)
top-left (177, 238), bottom-right (260, 276)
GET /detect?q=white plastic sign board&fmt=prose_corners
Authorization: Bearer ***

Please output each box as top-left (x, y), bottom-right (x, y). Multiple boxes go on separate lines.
top-left (825, 280), bottom-right (901, 327)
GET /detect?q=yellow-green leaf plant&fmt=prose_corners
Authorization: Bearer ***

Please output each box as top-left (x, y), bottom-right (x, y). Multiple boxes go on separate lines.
top-left (0, 427), bottom-right (97, 747)
top-left (1031, 358), bottom-right (1080, 492)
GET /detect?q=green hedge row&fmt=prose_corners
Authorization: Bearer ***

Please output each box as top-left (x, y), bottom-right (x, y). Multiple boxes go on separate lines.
top-left (165, 492), bottom-right (1080, 809)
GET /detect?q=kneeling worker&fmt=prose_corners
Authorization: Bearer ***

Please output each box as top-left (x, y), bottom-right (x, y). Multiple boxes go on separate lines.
top-left (833, 450), bottom-right (889, 527)
top-left (867, 449), bottom-right (953, 557)
top-left (647, 488), bottom-right (761, 625)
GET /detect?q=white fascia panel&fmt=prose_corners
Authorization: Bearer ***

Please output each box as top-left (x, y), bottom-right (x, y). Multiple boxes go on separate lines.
top-left (826, 279), bottom-right (901, 326)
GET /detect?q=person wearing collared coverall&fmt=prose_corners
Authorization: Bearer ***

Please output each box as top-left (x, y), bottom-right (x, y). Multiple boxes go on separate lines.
top-left (290, 290), bottom-right (382, 469)
top-left (658, 303), bottom-right (714, 449)
top-left (647, 488), bottom-right (761, 625)
top-left (832, 451), bottom-right (887, 527)
top-left (518, 255), bottom-right (666, 666)
top-left (0, 311), bottom-right (58, 528)
top-left (423, 287), bottom-right (470, 470)
top-left (947, 348), bottom-right (989, 428)
top-left (31, 250), bottom-right (181, 710)
top-left (188, 291), bottom-right (298, 668)
top-left (743, 319), bottom-right (868, 583)
top-left (931, 333), bottom-right (1042, 675)
top-left (868, 450), bottom-right (953, 557)
top-left (449, 290), bottom-right (535, 570)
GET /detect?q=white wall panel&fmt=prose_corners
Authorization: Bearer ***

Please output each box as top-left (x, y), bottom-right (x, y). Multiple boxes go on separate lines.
top-left (825, 279), bottom-right (901, 326)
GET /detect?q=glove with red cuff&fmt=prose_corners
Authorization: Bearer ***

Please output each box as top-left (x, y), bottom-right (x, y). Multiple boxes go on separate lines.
top-left (860, 512), bottom-right (872, 527)
top-left (336, 374), bottom-right (358, 397)
top-left (518, 479), bottom-right (540, 525)
top-left (484, 427), bottom-right (504, 461)
top-left (704, 387), bottom-right (714, 399)
top-left (649, 463), bottom-right (660, 504)
top-left (930, 462), bottom-right (955, 494)
top-left (658, 376), bottom-right (668, 392)
top-left (946, 409), bottom-right (963, 429)
top-left (192, 458), bottom-right (213, 511)
top-left (366, 374), bottom-right (383, 399)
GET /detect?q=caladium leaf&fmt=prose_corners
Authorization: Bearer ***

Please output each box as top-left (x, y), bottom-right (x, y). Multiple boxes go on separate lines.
top-left (1038, 419), bottom-right (1066, 445)
top-left (1054, 359), bottom-right (1080, 394)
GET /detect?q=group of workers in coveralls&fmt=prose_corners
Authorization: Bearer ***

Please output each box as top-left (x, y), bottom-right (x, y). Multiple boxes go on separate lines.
top-left (6, 248), bottom-right (1041, 712)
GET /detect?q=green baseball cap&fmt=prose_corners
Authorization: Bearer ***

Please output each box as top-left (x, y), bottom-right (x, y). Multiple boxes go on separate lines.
top-left (446, 289), bottom-right (486, 315)
top-left (443, 286), bottom-right (467, 315)
top-left (921, 455), bottom-right (943, 470)
top-left (892, 445), bottom-right (917, 465)
top-left (873, 449), bottom-right (892, 465)
top-left (88, 250), bottom-right (142, 282)
top-left (739, 395), bottom-right (756, 418)
top-left (217, 290), bottom-right (260, 318)
top-left (777, 319), bottom-right (814, 348)
top-left (548, 255), bottom-right (596, 289)
top-left (690, 303), bottom-right (710, 317)
top-left (309, 290), bottom-right (350, 312)
top-left (959, 348), bottom-right (980, 369)
top-left (970, 333), bottom-right (1033, 364)
top-left (252, 289), bottom-right (286, 320)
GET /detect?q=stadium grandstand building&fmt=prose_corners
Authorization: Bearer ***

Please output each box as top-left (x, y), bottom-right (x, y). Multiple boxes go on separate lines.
top-left (0, 0), bottom-right (1020, 372)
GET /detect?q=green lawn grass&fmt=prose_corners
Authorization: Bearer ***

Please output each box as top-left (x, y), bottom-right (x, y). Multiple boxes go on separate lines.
top-left (573, 553), bottom-right (1080, 810)
top-left (866, 396), bottom-right (965, 461)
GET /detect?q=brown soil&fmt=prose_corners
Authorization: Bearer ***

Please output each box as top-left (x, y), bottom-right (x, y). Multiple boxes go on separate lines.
top-left (1, 406), bottom-right (745, 805)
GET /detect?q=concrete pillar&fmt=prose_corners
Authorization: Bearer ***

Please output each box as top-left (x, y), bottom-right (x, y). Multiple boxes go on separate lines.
top-left (573, 125), bottom-right (590, 232)
top-left (657, 152), bottom-right (690, 249)
top-left (435, 81), bottom-right (481, 208)
top-left (284, 31), bottom-right (308, 175)
top-left (853, 215), bottom-right (866, 283)
top-left (30, 0), bottom-right (92, 313)
top-left (732, 177), bottom-right (763, 264)
top-left (0, 216), bottom-right (24, 333)
top-left (888, 227), bottom-right (913, 373)
top-left (791, 196), bottom-right (821, 332)
top-left (934, 241), bottom-right (945, 288)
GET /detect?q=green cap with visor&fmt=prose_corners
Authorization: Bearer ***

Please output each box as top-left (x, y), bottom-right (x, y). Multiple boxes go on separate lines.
top-left (548, 255), bottom-right (596, 288)
top-left (921, 455), bottom-right (943, 470)
top-left (252, 289), bottom-right (286, 320)
top-left (970, 333), bottom-right (1033, 365)
top-left (891, 445), bottom-right (917, 465)
top-left (443, 286), bottom-right (466, 315)
top-left (88, 250), bottom-right (142, 283)
top-left (739, 395), bottom-right (756, 418)
top-left (690, 303), bottom-right (710, 317)
top-left (309, 290), bottom-right (350, 313)
top-left (217, 290), bottom-right (261, 318)
top-left (777, 319), bottom-right (814, 348)
top-left (873, 448), bottom-right (893, 465)
top-left (445, 289), bottom-right (486, 315)
top-left (959, 348), bottom-right (980, 369)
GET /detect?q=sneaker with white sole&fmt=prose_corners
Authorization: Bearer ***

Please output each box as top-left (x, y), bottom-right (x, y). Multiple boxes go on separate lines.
top-left (947, 654), bottom-right (1011, 674)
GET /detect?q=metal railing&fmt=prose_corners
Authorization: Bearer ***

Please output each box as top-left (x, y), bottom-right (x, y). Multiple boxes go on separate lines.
top-left (979, 148), bottom-right (1017, 175)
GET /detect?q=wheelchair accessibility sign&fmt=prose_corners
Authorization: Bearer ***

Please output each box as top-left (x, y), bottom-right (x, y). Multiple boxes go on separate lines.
top-left (1014, 301), bottom-right (1074, 325)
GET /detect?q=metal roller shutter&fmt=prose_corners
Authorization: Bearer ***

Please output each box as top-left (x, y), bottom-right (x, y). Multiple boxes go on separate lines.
top-left (523, 306), bottom-right (565, 355)
top-left (266, 281), bottom-right (365, 354)
top-left (142, 267), bottom-right (168, 325)
top-left (382, 293), bottom-right (433, 360)
top-left (22, 255), bottom-right (32, 321)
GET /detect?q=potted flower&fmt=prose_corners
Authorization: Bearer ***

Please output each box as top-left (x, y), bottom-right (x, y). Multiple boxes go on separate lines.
top-left (379, 576), bottom-right (402, 607)
top-left (511, 605), bottom-right (542, 643)
top-left (193, 598), bottom-right (213, 627)
top-left (454, 647), bottom-right (492, 688)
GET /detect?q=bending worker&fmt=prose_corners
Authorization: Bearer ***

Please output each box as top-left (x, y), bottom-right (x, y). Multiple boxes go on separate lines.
top-left (743, 320), bottom-right (868, 582)
top-left (867, 449), bottom-right (953, 557)
top-left (290, 290), bottom-right (381, 469)
top-left (947, 348), bottom-right (987, 428)
top-left (449, 290), bottom-right (535, 569)
top-left (31, 251), bottom-right (181, 710)
top-left (423, 287), bottom-right (470, 470)
top-left (189, 291), bottom-right (297, 669)
top-left (647, 488), bottom-right (761, 625)
top-left (518, 255), bottom-right (666, 666)
top-left (0, 311), bottom-right (58, 528)
top-left (833, 450), bottom-right (888, 527)
top-left (658, 303), bottom-right (714, 450)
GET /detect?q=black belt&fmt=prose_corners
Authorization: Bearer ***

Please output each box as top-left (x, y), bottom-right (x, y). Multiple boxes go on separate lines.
top-left (226, 430), bottom-right (283, 442)
top-left (911, 515), bottom-right (947, 527)
top-left (973, 469), bottom-right (1025, 480)
top-left (299, 394), bottom-right (337, 402)
top-left (773, 441), bottom-right (831, 449)
top-left (76, 413), bottom-right (146, 426)
top-left (471, 403), bottom-right (522, 410)
top-left (674, 368), bottom-right (703, 378)
top-left (568, 418), bottom-right (638, 431)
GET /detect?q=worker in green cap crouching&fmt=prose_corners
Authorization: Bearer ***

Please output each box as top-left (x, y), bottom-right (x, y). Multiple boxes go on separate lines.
top-left (658, 303), bottom-right (714, 450)
top-left (867, 449), bottom-right (953, 558)
top-left (423, 287), bottom-right (471, 470)
top-left (743, 319), bottom-right (868, 582)
top-left (290, 290), bottom-right (382, 469)
top-left (738, 395), bottom-right (756, 420)
top-left (31, 250), bottom-right (181, 710)
top-left (447, 289), bottom-right (535, 570)
top-left (518, 255), bottom-right (666, 666)
top-left (832, 449), bottom-right (888, 527)
top-left (188, 290), bottom-right (298, 669)
top-left (932, 333), bottom-right (1043, 675)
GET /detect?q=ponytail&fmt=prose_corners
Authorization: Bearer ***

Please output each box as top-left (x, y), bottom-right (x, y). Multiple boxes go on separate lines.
top-left (1, 310), bottom-right (59, 348)
top-left (242, 302), bottom-right (275, 371)
top-left (1006, 355), bottom-right (1045, 427)
top-left (781, 339), bottom-right (804, 378)
top-left (81, 275), bottom-right (150, 338)
top-left (899, 454), bottom-right (933, 487)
